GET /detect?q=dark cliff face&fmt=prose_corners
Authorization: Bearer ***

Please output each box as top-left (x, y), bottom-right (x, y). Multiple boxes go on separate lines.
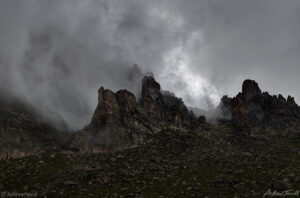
top-left (231, 80), bottom-right (264, 135)
top-left (241, 80), bottom-right (262, 103)
top-left (69, 87), bottom-right (157, 152)
top-left (221, 79), bottom-right (300, 135)
top-left (140, 76), bottom-right (207, 130)
top-left (141, 76), bottom-right (167, 124)
top-left (69, 76), bottom-right (208, 152)
top-left (141, 76), bottom-right (201, 128)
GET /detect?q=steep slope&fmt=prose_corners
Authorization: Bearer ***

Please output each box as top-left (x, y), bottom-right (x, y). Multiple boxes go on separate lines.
top-left (0, 94), bottom-right (64, 159)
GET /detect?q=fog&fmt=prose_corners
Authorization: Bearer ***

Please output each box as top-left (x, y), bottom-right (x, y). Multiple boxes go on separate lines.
top-left (1, 0), bottom-right (300, 130)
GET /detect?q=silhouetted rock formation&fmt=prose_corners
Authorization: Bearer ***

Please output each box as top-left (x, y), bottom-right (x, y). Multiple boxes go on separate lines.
top-left (221, 79), bottom-right (300, 135)
top-left (141, 76), bottom-right (167, 124)
top-left (3, 75), bottom-right (299, 155)
top-left (69, 76), bottom-right (208, 152)
top-left (69, 87), bottom-right (158, 152)
top-left (142, 76), bottom-right (200, 129)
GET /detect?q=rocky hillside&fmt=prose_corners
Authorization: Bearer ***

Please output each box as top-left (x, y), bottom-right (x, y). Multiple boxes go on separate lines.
top-left (0, 94), bottom-right (65, 160)
top-left (1, 78), bottom-right (300, 197)
top-left (1, 126), bottom-right (300, 197)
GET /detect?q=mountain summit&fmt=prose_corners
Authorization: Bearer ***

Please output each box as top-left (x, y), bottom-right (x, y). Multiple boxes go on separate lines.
top-left (221, 79), bottom-right (300, 135)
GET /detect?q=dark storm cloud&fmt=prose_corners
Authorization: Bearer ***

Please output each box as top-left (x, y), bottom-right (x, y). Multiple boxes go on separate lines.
top-left (0, 0), bottom-right (300, 129)
top-left (171, 0), bottom-right (300, 96)
top-left (0, 0), bottom-right (186, 129)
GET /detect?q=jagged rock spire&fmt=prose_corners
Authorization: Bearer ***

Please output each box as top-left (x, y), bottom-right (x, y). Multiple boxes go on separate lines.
top-left (242, 80), bottom-right (262, 102)
top-left (69, 76), bottom-right (209, 152)
top-left (220, 79), bottom-right (300, 135)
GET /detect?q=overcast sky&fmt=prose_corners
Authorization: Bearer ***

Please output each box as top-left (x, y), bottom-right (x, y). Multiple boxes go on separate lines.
top-left (0, 0), bottom-right (300, 130)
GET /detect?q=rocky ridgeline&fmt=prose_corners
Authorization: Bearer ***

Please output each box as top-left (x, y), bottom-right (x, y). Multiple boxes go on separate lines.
top-left (1, 77), bottom-right (300, 157)
top-left (69, 76), bottom-right (208, 152)
top-left (221, 79), bottom-right (300, 135)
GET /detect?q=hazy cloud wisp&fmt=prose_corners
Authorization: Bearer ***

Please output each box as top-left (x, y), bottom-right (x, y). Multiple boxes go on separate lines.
top-left (0, 0), bottom-right (300, 130)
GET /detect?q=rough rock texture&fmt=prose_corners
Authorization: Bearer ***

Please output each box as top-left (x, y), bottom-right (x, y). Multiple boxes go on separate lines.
top-left (228, 79), bottom-right (300, 134)
top-left (141, 76), bottom-right (167, 124)
top-left (69, 76), bottom-right (207, 152)
top-left (142, 76), bottom-right (200, 129)
top-left (0, 95), bottom-right (63, 160)
top-left (69, 88), bottom-right (157, 152)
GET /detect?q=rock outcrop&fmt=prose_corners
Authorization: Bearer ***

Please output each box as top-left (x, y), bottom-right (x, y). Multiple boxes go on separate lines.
top-left (141, 76), bottom-right (168, 126)
top-left (69, 76), bottom-right (208, 152)
top-left (220, 79), bottom-right (300, 135)
top-left (69, 87), bottom-right (158, 152)
top-left (142, 76), bottom-right (200, 129)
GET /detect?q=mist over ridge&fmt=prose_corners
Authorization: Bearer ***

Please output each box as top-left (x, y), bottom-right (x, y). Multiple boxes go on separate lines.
top-left (1, 0), bottom-right (300, 130)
